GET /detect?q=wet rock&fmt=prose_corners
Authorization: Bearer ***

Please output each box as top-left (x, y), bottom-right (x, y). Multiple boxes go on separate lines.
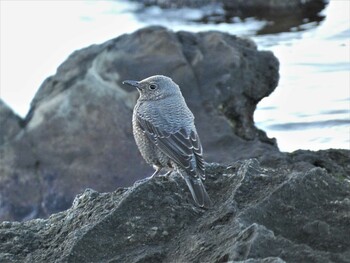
top-left (131, 0), bottom-right (327, 33)
top-left (0, 26), bottom-right (280, 221)
top-left (133, 0), bottom-right (215, 8)
top-left (132, 0), bottom-right (326, 13)
top-left (223, 0), bottom-right (327, 34)
top-left (1, 160), bottom-right (349, 262)
top-left (222, 0), bottom-right (327, 19)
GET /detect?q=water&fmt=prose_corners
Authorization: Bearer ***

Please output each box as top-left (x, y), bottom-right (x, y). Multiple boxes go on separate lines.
top-left (0, 0), bottom-right (349, 152)
top-left (253, 1), bottom-right (350, 151)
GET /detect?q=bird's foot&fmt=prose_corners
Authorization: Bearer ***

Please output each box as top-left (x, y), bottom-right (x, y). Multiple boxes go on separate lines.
top-left (146, 170), bottom-right (172, 180)
top-left (158, 171), bottom-right (172, 177)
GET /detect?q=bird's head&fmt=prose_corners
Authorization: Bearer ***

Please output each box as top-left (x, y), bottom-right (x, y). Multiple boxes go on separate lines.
top-left (123, 75), bottom-right (181, 101)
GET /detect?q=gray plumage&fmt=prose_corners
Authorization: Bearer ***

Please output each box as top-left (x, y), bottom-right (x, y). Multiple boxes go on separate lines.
top-left (123, 75), bottom-right (212, 208)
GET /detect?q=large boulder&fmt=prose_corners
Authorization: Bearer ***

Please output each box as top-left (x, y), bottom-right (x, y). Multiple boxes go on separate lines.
top-left (1, 159), bottom-right (349, 262)
top-left (0, 26), bottom-right (280, 221)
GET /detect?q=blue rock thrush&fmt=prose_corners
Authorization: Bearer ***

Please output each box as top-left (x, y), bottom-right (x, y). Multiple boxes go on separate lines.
top-left (123, 75), bottom-right (212, 208)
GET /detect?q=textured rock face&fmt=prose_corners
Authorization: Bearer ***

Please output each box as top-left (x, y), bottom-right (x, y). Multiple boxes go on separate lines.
top-left (287, 149), bottom-right (350, 177)
top-left (0, 26), bottom-right (280, 221)
top-left (1, 160), bottom-right (349, 263)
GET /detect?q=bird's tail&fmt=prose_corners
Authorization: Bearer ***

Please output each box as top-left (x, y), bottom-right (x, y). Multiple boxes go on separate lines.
top-left (184, 176), bottom-right (212, 208)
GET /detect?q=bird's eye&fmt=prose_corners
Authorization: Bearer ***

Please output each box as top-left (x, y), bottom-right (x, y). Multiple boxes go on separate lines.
top-left (149, 84), bottom-right (157, 90)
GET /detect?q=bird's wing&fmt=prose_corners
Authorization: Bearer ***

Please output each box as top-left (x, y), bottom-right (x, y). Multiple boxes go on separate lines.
top-left (137, 115), bottom-right (205, 177)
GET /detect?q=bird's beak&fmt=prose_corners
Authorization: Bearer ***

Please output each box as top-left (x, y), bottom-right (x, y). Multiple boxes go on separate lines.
top-left (122, 80), bottom-right (141, 90)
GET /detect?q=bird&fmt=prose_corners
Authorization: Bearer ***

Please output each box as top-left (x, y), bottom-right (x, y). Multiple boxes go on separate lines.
top-left (123, 75), bottom-right (212, 208)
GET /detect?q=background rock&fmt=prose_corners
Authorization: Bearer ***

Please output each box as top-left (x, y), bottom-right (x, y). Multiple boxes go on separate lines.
top-left (1, 160), bottom-right (349, 262)
top-left (222, 0), bottom-right (327, 34)
top-left (287, 149), bottom-right (350, 178)
top-left (222, 0), bottom-right (327, 19)
top-left (131, 0), bottom-right (327, 33)
top-left (0, 100), bottom-right (22, 146)
top-left (131, 0), bottom-right (326, 13)
top-left (0, 26), bottom-right (280, 221)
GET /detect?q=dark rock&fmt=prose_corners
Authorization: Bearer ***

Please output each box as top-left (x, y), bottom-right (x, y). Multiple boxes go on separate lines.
top-left (287, 149), bottom-right (350, 180)
top-left (1, 160), bottom-right (349, 262)
top-left (132, 0), bottom-right (221, 9)
top-left (0, 26), bottom-right (281, 221)
top-left (131, 0), bottom-right (327, 33)
top-left (223, 0), bottom-right (327, 34)
top-left (132, 0), bottom-right (327, 14)
top-left (222, 0), bottom-right (327, 19)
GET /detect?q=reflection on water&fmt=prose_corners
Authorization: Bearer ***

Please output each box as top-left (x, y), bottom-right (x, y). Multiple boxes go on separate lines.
top-left (1, 0), bottom-right (349, 152)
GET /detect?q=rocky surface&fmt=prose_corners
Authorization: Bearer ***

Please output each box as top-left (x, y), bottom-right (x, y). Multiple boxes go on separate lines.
top-left (0, 26), bottom-right (281, 221)
top-left (287, 149), bottom-right (350, 178)
top-left (1, 159), bottom-right (349, 263)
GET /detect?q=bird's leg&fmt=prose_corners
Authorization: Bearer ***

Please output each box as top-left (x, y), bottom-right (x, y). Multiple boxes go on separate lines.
top-left (159, 170), bottom-right (172, 177)
top-left (148, 166), bottom-right (162, 179)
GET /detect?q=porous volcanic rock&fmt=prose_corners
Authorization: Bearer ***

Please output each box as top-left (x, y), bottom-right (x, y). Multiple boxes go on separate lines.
top-left (1, 160), bottom-right (349, 262)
